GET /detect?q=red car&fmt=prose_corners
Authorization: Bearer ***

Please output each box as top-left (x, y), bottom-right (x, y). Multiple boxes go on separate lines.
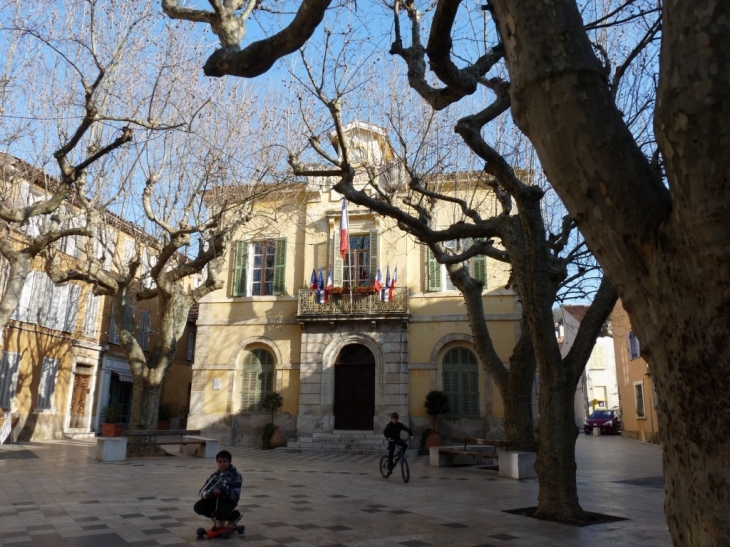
top-left (584, 409), bottom-right (622, 435)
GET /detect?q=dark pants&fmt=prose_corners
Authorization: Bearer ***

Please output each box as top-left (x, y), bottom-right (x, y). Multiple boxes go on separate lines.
top-left (388, 438), bottom-right (407, 470)
top-left (194, 497), bottom-right (238, 521)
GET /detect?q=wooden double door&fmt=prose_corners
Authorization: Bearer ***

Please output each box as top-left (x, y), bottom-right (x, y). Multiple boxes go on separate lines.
top-left (333, 344), bottom-right (375, 431)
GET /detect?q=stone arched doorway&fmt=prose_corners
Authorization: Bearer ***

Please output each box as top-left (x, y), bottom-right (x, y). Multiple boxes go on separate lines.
top-left (334, 344), bottom-right (375, 430)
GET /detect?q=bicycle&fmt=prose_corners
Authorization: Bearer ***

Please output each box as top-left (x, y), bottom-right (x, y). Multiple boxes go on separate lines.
top-left (380, 439), bottom-right (411, 483)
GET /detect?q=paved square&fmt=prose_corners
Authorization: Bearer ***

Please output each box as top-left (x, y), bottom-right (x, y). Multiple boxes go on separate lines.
top-left (0, 435), bottom-right (671, 546)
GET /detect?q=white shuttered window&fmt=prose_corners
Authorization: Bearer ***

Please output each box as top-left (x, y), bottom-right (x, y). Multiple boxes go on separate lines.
top-left (137, 311), bottom-right (151, 350)
top-left (83, 293), bottom-right (101, 337)
top-left (36, 357), bottom-right (59, 409)
top-left (0, 352), bottom-right (21, 409)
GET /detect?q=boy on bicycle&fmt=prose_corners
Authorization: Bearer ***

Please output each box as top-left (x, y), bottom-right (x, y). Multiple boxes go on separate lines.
top-left (383, 412), bottom-right (413, 476)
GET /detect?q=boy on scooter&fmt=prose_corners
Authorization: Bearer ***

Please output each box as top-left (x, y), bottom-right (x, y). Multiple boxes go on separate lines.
top-left (194, 450), bottom-right (243, 529)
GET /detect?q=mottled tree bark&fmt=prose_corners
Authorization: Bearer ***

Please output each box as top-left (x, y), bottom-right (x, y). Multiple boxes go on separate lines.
top-left (502, 320), bottom-right (537, 452)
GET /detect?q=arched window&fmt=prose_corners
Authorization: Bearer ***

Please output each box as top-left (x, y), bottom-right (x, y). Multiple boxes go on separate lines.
top-left (442, 347), bottom-right (479, 417)
top-left (241, 349), bottom-right (274, 412)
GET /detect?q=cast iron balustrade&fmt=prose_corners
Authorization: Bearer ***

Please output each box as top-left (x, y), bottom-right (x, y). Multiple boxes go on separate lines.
top-left (297, 288), bottom-right (408, 316)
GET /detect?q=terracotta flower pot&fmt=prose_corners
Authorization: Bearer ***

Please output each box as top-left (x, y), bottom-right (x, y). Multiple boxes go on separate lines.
top-left (268, 425), bottom-right (285, 449)
top-left (102, 423), bottom-right (123, 437)
top-left (424, 430), bottom-right (442, 449)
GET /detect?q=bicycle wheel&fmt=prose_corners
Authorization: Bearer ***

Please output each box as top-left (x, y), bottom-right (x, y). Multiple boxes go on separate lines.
top-left (379, 455), bottom-right (390, 478)
top-left (400, 457), bottom-right (410, 483)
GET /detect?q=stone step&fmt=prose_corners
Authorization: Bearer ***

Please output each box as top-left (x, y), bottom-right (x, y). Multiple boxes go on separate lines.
top-left (285, 442), bottom-right (373, 449)
top-left (312, 431), bottom-right (383, 440)
top-left (275, 446), bottom-right (393, 456)
top-left (65, 432), bottom-right (96, 440)
top-left (304, 437), bottom-right (387, 445)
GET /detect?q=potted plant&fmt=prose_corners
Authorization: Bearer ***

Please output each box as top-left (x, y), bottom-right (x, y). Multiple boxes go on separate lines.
top-left (101, 403), bottom-right (124, 437)
top-left (157, 402), bottom-right (173, 430)
top-left (261, 391), bottom-right (284, 449)
top-left (424, 390), bottom-right (449, 449)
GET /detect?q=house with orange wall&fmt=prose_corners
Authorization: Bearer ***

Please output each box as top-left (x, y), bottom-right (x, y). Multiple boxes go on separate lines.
top-left (611, 299), bottom-right (660, 443)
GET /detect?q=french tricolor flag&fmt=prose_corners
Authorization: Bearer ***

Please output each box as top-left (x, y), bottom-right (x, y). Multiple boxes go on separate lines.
top-left (309, 268), bottom-right (318, 291)
top-left (373, 267), bottom-right (382, 292)
top-left (382, 265), bottom-right (391, 302)
top-left (325, 269), bottom-right (333, 303)
top-left (389, 265), bottom-right (397, 302)
top-left (339, 199), bottom-right (349, 260)
top-left (317, 269), bottom-right (326, 303)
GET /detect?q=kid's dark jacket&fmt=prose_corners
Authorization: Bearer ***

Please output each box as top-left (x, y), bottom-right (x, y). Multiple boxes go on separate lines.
top-left (199, 465), bottom-right (243, 503)
top-left (383, 421), bottom-right (412, 440)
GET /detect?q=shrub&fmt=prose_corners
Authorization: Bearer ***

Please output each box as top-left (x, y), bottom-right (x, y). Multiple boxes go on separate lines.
top-left (102, 403), bottom-right (124, 423)
top-left (262, 391), bottom-right (284, 424)
top-left (262, 423), bottom-right (276, 450)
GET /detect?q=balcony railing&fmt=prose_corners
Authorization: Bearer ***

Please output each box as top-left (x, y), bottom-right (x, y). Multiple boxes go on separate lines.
top-left (297, 288), bottom-right (408, 316)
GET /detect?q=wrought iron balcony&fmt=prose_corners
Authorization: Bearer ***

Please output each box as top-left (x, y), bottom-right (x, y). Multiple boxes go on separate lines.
top-left (297, 288), bottom-right (408, 317)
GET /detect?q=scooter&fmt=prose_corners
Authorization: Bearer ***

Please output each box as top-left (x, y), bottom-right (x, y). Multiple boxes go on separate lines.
top-left (196, 495), bottom-right (245, 540)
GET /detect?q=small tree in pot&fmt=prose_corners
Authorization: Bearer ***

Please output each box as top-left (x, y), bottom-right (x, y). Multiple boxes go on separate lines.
top-left (424, 390), bottom-right (449, 449)
top-left (101, 403), bottom-right (125, 437)
top-left (261, 391), bottom-right (284, 449)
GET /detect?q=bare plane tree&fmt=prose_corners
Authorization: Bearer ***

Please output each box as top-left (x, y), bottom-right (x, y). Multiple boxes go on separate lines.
top-left (288, 38), bottom-right (617, 522)
top-left (46, 87), bottom-right (291, 442)
top-left (0, 0), bottom-right (185, 332)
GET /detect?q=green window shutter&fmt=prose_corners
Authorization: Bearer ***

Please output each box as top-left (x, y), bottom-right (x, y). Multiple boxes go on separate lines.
top-left (472, 238), bottom-right (487, 285)
top-left (462, 369), bottom-right (479, 417)
top-left (261, 367), bottom-right (274, 396)
top-left (273, 237), bottom-right (287, 295)
top-left (369, 229), bottom-right (379, 284)
top-left (232, 241), bottom-right (248, 297)
top-left (442, 348), bottom-right (479, 417)
top-left (442, 367), bottom-right (459, 416)
top-left (241, 371), bottom-right (258, 412)
top-left (427, 248), bottom-right (441, 291)
top-left (333, 229), bottom-right (343, 287)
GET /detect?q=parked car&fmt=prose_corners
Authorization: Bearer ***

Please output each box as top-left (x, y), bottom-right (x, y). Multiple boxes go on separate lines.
top-left (584, 409), bottom-right (622, 435)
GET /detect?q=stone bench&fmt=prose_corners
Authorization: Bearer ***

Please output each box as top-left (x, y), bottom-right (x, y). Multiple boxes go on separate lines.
top-left (96, 431), bottom-right (218, 461)
top-left (429, 445), bottom-right (499, 467)
top-left (126, 430), bottom-right (218, 459)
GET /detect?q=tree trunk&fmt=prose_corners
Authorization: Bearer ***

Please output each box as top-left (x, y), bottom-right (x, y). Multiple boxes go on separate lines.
top-left (628, 270), bottom-right (730, 545)
top-left (128, 377), bottom-right (164, 432)
top-left (533, 354), bottom-right (584, 523)
top-left (503, 320), bottom-right (536, 451)
top-left (452, 265), bottom-right (535, 450)
top-left (490, 0), bottom-right (730, 543)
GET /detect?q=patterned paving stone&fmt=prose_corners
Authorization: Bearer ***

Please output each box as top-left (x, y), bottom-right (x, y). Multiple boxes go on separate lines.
top-left (0, 436), bottom-right (672, 547)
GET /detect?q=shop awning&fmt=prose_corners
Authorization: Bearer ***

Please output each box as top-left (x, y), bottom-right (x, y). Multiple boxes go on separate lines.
top-left (114, 372), bottom-right (133, 383)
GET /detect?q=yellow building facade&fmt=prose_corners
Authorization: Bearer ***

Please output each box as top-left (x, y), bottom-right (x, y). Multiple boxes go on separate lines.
top-left (611, 300), bottom-right (660, 443)
top-left (0, 154), bottom-right (194, 441)
top-left (189, 124), bottom-right (520, 446)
